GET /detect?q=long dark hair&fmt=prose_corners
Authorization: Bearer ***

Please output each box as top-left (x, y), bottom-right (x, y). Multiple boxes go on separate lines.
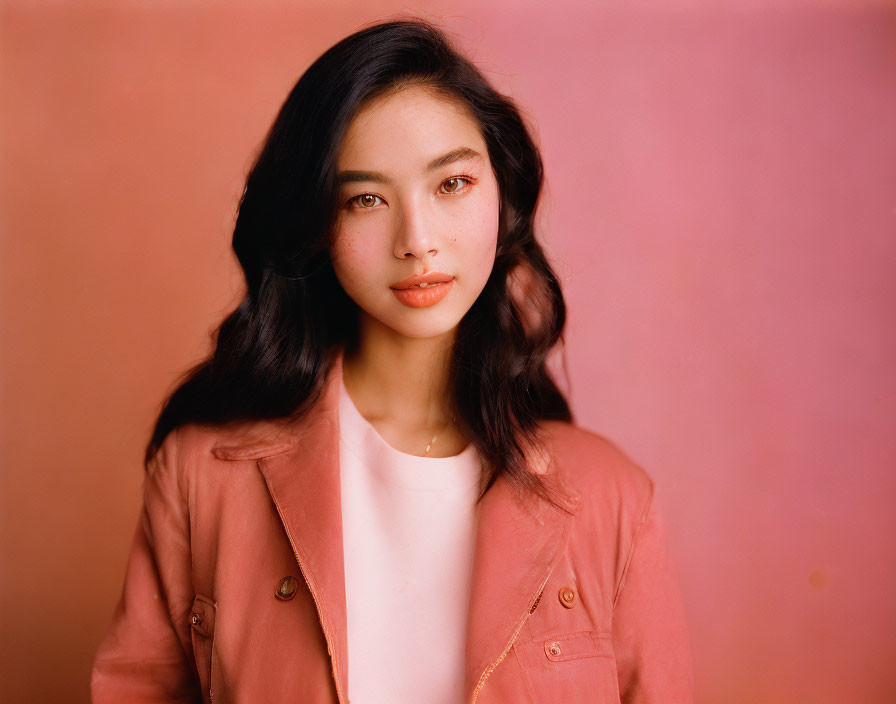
top-left (147, 17), bottom-right (575, 511)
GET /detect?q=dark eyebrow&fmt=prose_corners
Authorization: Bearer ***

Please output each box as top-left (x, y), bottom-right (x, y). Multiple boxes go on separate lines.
top-left (337, 147), bottom-right (483, 186)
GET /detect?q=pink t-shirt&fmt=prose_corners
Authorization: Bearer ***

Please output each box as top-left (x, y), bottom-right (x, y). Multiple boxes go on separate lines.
top-left (338, 372), bottom-right (481, 704)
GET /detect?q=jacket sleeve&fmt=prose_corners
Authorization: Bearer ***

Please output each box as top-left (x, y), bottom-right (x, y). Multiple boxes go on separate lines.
top-left (611, 482), bottom-right (695, 703)
top-left (90, 426), bottom-right (202, 703)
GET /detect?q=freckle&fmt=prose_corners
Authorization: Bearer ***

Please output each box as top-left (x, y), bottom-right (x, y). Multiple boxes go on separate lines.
top-left (808, 567), bottom-right (827, 590)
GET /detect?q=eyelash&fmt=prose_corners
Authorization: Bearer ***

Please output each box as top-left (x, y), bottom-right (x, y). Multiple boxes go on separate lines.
top-left (345, 175), bottom-right (475, 210)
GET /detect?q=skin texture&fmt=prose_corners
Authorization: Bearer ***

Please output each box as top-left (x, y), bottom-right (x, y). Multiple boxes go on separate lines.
top-left (330, 84), bottom-right (501, 457)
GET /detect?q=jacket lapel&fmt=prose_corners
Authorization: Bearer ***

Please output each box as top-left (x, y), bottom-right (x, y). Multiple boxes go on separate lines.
top-left (254, 351), bottom-right (349, 703)
top-left (253, 347), bottom-right (580, 704)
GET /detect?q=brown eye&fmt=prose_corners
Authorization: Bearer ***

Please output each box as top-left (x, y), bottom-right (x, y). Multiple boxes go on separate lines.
top-left (349, 193), bottom-right (382, 209)
top-left (440, 177), bottom-right (472, 195)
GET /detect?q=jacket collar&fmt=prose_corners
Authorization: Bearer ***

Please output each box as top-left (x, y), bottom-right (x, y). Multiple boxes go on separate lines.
top-left (250, 347), bottom-right (580, 703)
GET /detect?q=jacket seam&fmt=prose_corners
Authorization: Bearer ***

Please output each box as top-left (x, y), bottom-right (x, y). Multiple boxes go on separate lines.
top-left (174, 425), bottom-right (189, 511)
top-left (611, 475), bottom-right (655, 613)
top-left (164, 425), bottom-right (198, 673)
top-left (170, 425), bottom-right (191, 590)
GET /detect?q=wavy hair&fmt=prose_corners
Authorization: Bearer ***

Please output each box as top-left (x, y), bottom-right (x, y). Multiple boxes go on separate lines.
top-left (146, 17), bottom-right (575, 511)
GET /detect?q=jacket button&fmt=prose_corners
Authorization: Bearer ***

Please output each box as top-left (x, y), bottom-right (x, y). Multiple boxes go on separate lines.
top-left (275, 576), bottom-right (298, 601)
top-left (549, 641), bottom-right (562, 656)
top-left (558, 586), bottom-right (576, 608)
top-left (191, 613), bottom-right (202, 626)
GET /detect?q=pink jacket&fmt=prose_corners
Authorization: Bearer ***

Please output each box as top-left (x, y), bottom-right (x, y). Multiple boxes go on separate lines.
top-left (91, 349), bottom-right (694, 703)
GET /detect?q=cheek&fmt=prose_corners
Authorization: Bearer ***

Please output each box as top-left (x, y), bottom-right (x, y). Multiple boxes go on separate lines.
top-left (454, 188), bottom-right (499, 270)
top-left (331, 227), bottom-right (377, 282)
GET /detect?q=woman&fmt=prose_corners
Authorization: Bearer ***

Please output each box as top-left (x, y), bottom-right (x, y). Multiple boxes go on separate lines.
top-left (91, 18), bottom-right (693, 704)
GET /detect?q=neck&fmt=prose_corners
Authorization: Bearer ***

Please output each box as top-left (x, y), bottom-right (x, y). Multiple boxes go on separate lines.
top-left (342, 317), bottom-right (457, 434)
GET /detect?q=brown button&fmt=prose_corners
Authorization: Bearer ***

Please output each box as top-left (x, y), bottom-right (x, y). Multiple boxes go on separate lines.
top-left (549, 641), bottom-right (562, 656)
top-left (275, 576), bottom-right (298, 601)
top-left (190, 612), bottom-right (202, 626)
top-left (558, 586), bottom-right (576, 608)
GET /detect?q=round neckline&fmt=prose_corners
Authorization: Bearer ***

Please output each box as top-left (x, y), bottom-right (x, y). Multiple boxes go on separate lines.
top-left (338, 369), bottom-right (476, 463)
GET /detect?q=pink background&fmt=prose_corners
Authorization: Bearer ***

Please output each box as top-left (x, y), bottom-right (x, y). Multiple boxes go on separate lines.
top-left (2, 2), bottom-right (894, 702)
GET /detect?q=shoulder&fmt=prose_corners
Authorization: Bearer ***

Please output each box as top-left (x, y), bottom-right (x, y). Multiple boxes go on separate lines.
top-left (538, 420), bottom-right (655, 521)
top-left (150, 419), bottom-right (297, 484)
top-left (185, 420), bottom-right (296, 461)
top-left (538, 420), bottom-right (661, 595)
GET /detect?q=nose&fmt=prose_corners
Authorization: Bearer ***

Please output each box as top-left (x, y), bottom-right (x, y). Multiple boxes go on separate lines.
top-left (392, 196), bottom-right (438, 262)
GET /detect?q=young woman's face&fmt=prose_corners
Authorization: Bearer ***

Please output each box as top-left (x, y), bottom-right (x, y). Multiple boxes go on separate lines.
top-left (330, 84), bottom-right (501, 341)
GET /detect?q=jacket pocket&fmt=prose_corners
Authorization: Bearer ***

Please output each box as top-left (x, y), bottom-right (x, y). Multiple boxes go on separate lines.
top-left (514, 630), bottom-right (621, 703)
top-left (189, 594), bottom-right (217, 703)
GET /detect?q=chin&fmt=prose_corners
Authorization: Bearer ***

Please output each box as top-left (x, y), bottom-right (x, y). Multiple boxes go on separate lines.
top-left (364, 305), bottom-right (461, 341)
top-left (389, 317), bottom-right (461, 341)
top-left (353, 291), bottom-right (475, 341)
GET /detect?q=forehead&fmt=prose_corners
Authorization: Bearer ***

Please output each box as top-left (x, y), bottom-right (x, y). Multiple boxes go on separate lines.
top-left (338, 85), bottom-right (485, 166)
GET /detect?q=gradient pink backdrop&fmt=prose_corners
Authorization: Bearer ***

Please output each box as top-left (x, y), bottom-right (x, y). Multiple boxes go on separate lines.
top-left (1, 2), bottom-right (894, 702)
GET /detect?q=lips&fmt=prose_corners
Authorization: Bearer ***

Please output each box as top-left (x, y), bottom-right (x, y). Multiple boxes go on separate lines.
top-left (391, 278), bottom-right (454, 308)
top-left (390, 271), bottom-right (455, 290)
